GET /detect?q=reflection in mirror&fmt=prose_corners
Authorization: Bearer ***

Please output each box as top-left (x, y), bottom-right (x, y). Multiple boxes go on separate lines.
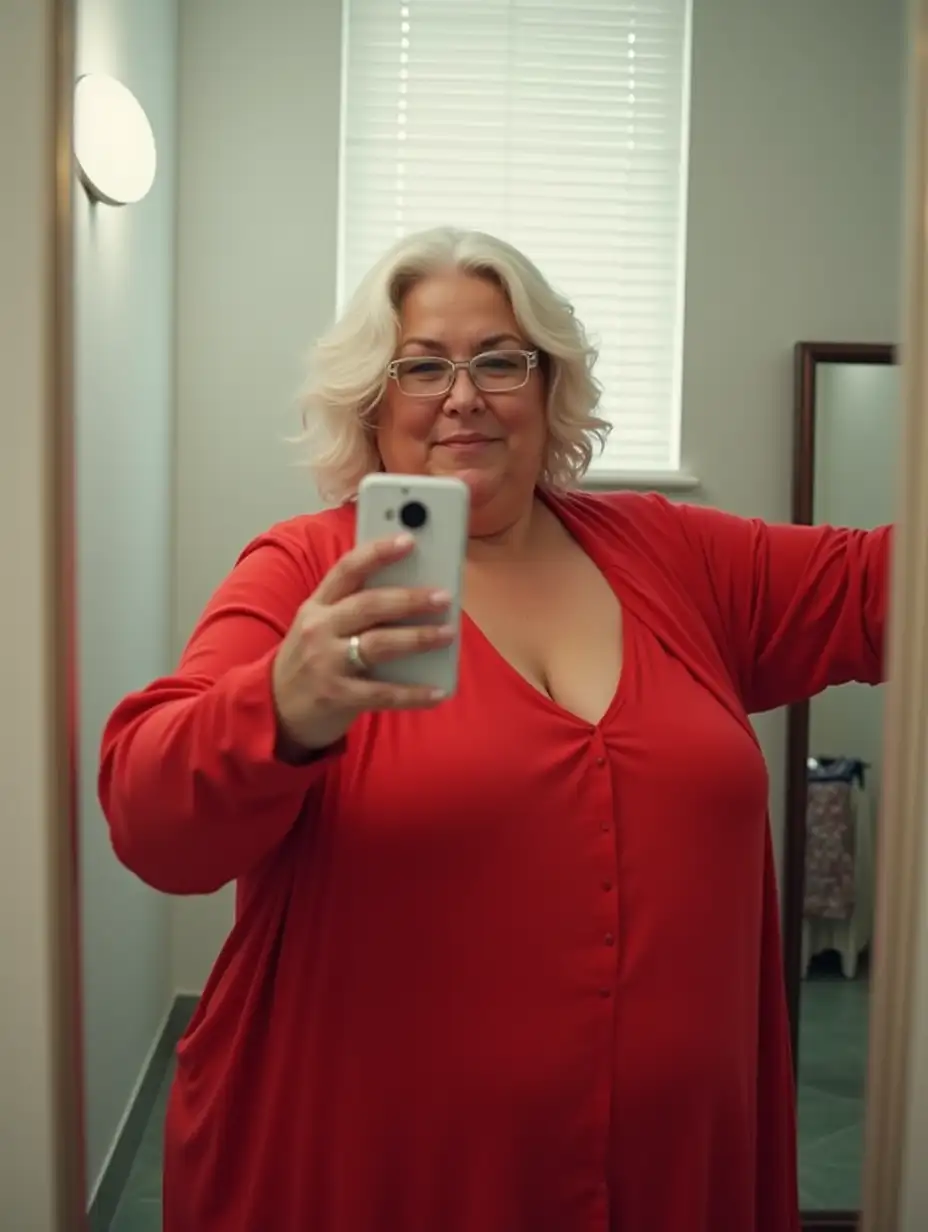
top-left (786, 346), bottom-right (899, 1223)
top-left (69, 1), bottom-right (908, 1231)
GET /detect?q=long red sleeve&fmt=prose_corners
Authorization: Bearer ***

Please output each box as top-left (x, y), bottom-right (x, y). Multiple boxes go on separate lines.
top-left (98, 525), bottom-right (341, 894)
top-left (671, 502), bottom-right (890, 712)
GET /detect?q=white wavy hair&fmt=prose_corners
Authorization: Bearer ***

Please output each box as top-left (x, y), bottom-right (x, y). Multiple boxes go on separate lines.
top-left (299, 227), bottom-right (611, 502)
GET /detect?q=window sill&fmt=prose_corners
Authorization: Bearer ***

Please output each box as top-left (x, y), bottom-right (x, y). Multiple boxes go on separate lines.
top-left (580, 468), bottom-right (702, 494)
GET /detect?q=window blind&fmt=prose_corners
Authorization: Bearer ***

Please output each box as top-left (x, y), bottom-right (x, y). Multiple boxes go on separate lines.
top-left (338, 0), bottom-right (692, 474)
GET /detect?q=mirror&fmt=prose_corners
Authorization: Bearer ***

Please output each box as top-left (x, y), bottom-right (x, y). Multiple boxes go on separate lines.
top-left (69, 2), bottom-right (908, 1231)
top-left (784, 342), bottom-right (899, 1227)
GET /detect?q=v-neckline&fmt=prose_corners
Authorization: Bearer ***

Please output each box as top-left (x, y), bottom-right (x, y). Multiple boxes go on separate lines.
top-left (460, 491), bottom-right (634, 731)
top-left (462, 609), bottom-right (634, 731)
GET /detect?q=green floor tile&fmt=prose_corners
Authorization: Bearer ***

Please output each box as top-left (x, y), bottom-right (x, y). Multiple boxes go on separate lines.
top-left (109, 1197), bottom-right (162, 1232)
top-left (797, 969), bottom-right (870, 1213)
top-left (798, 1084), bottom-right (862, 1147)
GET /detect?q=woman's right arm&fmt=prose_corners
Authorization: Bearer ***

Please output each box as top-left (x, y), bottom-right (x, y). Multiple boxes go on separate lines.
top-left (98, 529), bottom-right (337, 895)
top-left (99, 524), bottom-right (452, 896)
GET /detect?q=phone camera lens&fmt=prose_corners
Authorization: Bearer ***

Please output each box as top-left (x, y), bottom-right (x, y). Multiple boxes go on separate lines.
top-left (399, 500), bottom-right (428, 530)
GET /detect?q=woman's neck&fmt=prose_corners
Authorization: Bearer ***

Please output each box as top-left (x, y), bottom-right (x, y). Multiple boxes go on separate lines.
top-left (466, 493), bottom-right (552, 564)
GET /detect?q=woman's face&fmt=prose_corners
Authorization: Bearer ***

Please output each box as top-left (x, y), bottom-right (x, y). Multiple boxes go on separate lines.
top-left (375, 269), bottom-right (547, 517)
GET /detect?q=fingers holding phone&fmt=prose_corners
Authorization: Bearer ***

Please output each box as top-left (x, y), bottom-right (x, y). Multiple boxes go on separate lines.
top-left (271, 476), bottom-right (469, 754)
top-left (271, 534), bottom-right (453, 754)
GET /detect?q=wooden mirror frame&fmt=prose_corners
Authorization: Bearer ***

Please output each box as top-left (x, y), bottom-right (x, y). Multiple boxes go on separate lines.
top-left (783, 340), bottom-right (897, 1232)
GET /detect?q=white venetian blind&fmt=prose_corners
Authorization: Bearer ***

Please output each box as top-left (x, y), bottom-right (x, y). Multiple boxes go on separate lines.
top-left (339, 0), bottom-right (692, 474)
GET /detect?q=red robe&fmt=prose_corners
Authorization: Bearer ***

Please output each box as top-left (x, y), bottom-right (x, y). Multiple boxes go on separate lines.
top-left (99, 490), bottom-right (888, 1232)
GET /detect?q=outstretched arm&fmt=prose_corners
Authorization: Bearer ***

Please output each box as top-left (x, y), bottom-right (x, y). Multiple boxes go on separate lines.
top-left (674, 503), bottom-right (890, 713)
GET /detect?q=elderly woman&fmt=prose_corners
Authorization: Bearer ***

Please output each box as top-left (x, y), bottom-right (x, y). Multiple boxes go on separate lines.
top-left (99, 227), bottom-right (888, 1232)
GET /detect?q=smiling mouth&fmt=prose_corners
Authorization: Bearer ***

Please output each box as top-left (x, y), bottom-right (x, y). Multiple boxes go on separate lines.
top-left (436, 436), bottom-right (497, 447)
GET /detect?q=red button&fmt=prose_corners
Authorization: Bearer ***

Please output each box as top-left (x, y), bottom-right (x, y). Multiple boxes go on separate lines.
top-left (599, 987), bottom-right (611, 998)
top-left (600, 821), bottom-right (610, 832)
top-left (595, 756), bottom-right (606, 767)
top-left (604, 933), bottom-right (615, 946)
top-left (602, 880), bottom-right (613, 892)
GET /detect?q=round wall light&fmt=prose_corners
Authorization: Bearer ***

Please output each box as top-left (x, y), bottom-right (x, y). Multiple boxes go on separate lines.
top-left (73, 74), bottom-right (157, 207)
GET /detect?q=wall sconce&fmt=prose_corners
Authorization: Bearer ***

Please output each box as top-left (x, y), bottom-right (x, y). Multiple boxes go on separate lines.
top-left (73, 74), bottom-right (157, 207)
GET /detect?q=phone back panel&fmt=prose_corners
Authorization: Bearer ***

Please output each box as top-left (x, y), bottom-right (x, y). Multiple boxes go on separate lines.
top-left (355, 474), bottom-right (469, 695)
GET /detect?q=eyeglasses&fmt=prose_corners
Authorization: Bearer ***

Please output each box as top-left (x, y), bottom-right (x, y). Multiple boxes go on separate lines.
top-left (387, 348), bottom-right (539, 397)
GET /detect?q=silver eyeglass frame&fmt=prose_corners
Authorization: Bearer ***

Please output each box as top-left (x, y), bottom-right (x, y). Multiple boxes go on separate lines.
top-left (386, 348), bottom-right (540, 397)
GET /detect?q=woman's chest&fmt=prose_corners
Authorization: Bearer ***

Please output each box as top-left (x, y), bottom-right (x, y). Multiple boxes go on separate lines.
top-left (316, 624), bottom-right (769, 874)
top-left (463, 548), bottom-right (623, 727)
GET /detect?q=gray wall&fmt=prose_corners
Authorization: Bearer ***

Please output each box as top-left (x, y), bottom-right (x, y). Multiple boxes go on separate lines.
top-left (74, 0), bottom-right (178, 1192)
top-left (169, 0), bottom-right (906, 992)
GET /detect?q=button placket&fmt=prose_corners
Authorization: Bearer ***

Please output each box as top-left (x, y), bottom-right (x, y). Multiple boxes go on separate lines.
top-left (586, 734), bottom-right (619, 1013)
top-left (580, 733), bottom-right (620, 1205)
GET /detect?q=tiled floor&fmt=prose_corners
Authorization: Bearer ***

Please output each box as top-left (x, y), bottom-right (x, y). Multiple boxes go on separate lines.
top-left (797, 959), bottom-right (870, 1211)
top-left (108, 970), bottom-right (870, 1227)
top-left (108, 1067), bottom-right (173, 1232)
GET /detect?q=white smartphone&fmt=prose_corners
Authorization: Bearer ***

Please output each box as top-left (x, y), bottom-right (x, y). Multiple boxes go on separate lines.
top-left (355, 473), bottom-right (470, 696)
